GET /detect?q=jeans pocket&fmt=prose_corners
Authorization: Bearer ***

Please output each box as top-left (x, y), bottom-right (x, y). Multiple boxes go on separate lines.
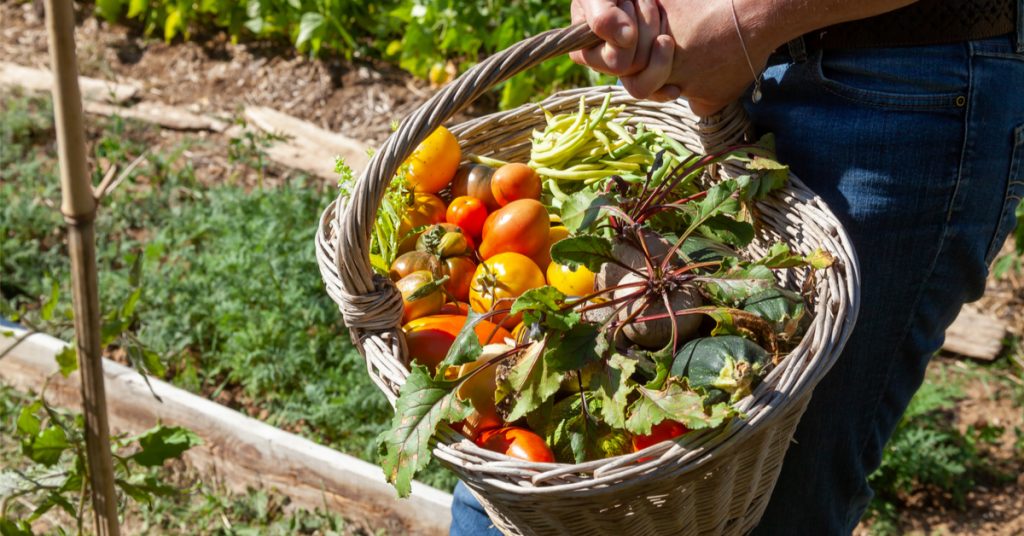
top-left (984, 124), bottom-right (1024, 266)
top-left (811, 47), bottom-right (968, 110)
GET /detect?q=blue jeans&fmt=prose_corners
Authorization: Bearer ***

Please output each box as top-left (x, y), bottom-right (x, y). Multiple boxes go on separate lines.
top-left (450, 34), bottom-right (1024, 535)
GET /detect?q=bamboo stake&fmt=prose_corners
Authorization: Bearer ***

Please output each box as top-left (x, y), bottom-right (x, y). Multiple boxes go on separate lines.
top-left (43, 1), bottom-right (121, 535)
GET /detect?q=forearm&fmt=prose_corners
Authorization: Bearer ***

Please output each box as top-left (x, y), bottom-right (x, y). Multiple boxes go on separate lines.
top-left (738, 0), bottom-right (919, 54)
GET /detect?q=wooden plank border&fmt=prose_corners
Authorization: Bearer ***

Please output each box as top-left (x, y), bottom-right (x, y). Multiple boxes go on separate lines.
top-left (0, 327), bottom-right (452, 535)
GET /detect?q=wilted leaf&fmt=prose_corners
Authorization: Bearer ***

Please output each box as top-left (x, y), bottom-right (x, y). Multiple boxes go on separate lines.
top-left (590, 353), bottom-right (637, 428)
top-left (496, 341), bottom-right (563, 422)
top-left (625, 380), bottom-right (735, 435)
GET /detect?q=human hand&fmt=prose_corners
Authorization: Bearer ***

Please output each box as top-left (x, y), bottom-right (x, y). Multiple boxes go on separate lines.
top-left (570, 0), bottom-right (776, 117)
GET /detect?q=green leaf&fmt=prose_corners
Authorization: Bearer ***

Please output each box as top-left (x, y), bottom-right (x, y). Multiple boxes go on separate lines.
top-left (16, 402), bottom-right (42, 437)
top-left (590, 353), bottom-right (637, 429)
top-left (698, 214), bottom-right (755, 247)
top-left (625, 380), bottom-right (735, 435)
top-left (0, 518), bottom-right (34, 536)
top-left (379, 365), bottom-right (469, 497)
top-left (543, 323), bottom-right (600, 372)
top-left (55, 346), bottom-right (77, 378)
top-left (437, 309), bottom-right (487, 373)
top-left (740, 157), bottom-right (789, 200)
top-left (550, 235), bottom-right (616, 273)
top-left (28, 492), bottom-right (75, 522)
top-left (40, 280), bottom-right (59, 321)
top-left (406, 274), bottom-right (448, 302)
top-left (131, 425), bottom-right (202, 467)
top-left (496, 341), bottom-right (563, 422)
top-left (510, 286), bottom-right (579, 331)
top-left (296, 12), bottom-right (325, 48)
top-left (95, 0), bottom-right (125, 21)
top-left (28, 426), bottom-right (69, 466)
top-left (743, 288), bottom-right (807, 340)
top-left (560, 191), bottom-right (613, 234)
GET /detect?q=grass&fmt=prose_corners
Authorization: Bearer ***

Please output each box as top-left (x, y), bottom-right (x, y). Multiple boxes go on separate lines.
top-left (0, 90), bottom-right (457, 495)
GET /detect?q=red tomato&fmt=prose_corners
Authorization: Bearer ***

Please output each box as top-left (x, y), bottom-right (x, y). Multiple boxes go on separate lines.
top-left (491, 163), bottom-right (541, 206)
top-left (446, 196), bottom-right (489, 238)
top-left (403, 315), bottom-right (512, 372)
top-left (438, 302), bottom-right (470, 315)
top-left (476, 427), bottom-right (555, 463)
top-left (479, 199), bottom-right (550, 260)
top-left (632, 420), bottom-right (690, 460)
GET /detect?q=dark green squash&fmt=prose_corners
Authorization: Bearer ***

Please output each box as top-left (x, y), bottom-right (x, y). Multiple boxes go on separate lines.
top-left (670, 336), bottom-right (771, 404)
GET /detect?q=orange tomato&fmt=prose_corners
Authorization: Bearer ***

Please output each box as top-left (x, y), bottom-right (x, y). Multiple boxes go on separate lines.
top-left (403, 314), bottom-right (512, 372)
top-left (531, 225), bottom-right (571, 271)
top-left (476, 427), bottom-right (555, 463)
top-left (396, 270), bottom-right (445, 324)
top-left (491, 163), bottom-right (541, 206)
top-left (439, 302), bottom-right (470, 315)
top-left (479, 199), bottom-right (550, 260)
top-left (398, 193), bottom-right (447, 253)
top-left (402, 127), bottom-right (461, 194)
top-left (469, 252), bottom-right (545, 327)
top-left (446, 196), bottom-right (489, 238)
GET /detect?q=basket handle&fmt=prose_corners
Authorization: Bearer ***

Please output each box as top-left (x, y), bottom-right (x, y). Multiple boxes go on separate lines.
top-left (332, 24), bottom-right (601, 330)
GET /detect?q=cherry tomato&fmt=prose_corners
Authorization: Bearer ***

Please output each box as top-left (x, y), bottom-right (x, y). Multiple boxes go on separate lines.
top-left (390, 251), bottom-right (440, 281)
top-left (469, 252), bottom-right (545, 327)
top-left (403, 315), bottom-right (512, 372)
top-left (546, 261), bottom-right (595, 297)
top-left (398, 193), bottom-right (447, 253)
top-left (479, 199), bottom-right (550, 260)
top-left (531, 225), bottom-right (571, 271)
top-left (446, 196), bottom-right (489, 238)
top-left (402, 127), bottom-right (461, 194)
top-left (451, 163), bottom-right (500, 211)
top-left (443, 255), bottom-right (476, 302)
top-left (491, 163), bottom-right (541, 206)
top-left (396, 270), bottom-right (445, 324)
top-left (476, 427), bottom-right (555, 463)
top-left (632, 420), bottom-right (690, 458)
top-left (416, 224), bottom-right (473, 258)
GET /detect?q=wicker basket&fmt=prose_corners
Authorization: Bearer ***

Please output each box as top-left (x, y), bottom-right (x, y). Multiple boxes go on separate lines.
top-left (315, 24), bottom-right (860, 536)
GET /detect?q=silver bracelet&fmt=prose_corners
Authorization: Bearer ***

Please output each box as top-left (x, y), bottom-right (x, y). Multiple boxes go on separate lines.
top-left (730, 0), bottom-right (764, 103)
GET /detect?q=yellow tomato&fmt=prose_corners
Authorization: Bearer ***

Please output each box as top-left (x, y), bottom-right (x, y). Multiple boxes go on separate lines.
top-left (397, 193), bottom-right (447, 253)
top-left (469, 252), bottom-right (545, 327)
top-left (546, 261), bottom-right (595, 297)
top-left (402, 126), bottom-right (461, 194)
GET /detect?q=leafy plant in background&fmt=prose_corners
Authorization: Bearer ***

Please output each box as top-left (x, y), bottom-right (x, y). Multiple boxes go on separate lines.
top-left (90, 0), bottom-right (612, 108)
top-left (864, 379), bottom-right (1011, 535)
top-left (992, 202), bottom-right (1024, 279)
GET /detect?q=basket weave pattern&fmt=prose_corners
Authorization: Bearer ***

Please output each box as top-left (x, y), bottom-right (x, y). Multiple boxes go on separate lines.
top-left (315, 26), bottom-right (860, 536)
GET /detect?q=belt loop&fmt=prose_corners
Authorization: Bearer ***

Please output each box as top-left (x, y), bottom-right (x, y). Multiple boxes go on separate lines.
top-left (1017, 0), bottom-right (1024, 52)
top-left (787, 36), bottom-right (808, 63)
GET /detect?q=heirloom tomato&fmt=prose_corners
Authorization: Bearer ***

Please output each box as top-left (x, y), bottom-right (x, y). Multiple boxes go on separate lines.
top-left (451, 163), bottom-right (500, 211)
top-left (469, 252), bottom-right (545, 326)
top-left (446, 196), bottom-right (488, 238)
top-left (443, 255), bottom-right (476, 302)
top-left (490, 163), bottom-right (541, 206)
top-left (396, 271), bottom-right (445, 324)
top-left (402, 126), bottom-right (460, 194)
top-left (389, 251), bottom-right (439, 281)
top-left (416, 223), bottom-right (473, 258)
top-left (403, 314), bottom-right (511, 372)
top-left (476, 427), bottom-right (555, 463)
top-left (546, 261), bottom-right (595, 297)
top-left (479, 199), bottom-right (550, 260)
top-left (438, 301), bottom-right (470, 315)
top-left (397, 193), bottom-right (447, 253)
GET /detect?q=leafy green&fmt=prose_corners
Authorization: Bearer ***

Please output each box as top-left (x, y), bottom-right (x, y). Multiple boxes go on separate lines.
top-left (550, 235), bottom-right (617, 273)
top-left (544, 323), bottom-right (601, 372)
top-left (559, 191), bottom-right (613, 234)
top-left (131, 426), bottom-right (203, 467)
top-left (496, 342), bottom-right (563, 422)
top-left (379, 366), bottom-right (470, 497)
top-left (626, 380), bottom-right (736, 435)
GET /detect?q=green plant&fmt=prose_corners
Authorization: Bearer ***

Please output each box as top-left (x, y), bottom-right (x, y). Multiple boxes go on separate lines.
top-left (90, 0), bottom-right (611, 109)
top-left (864, 378), bottom-right (1010, 534)
top-left (992, 203), bottom-right (1024, 279)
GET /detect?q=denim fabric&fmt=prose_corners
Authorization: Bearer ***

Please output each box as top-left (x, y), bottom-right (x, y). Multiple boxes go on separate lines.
top-left (748, 34), bottom-right (1024, 534)
top-left (449, 35), bottom-right (1024, 536)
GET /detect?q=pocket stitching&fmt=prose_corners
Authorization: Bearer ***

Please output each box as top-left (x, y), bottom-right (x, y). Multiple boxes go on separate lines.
top-left (812, 51), bottom-right (964, 110)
